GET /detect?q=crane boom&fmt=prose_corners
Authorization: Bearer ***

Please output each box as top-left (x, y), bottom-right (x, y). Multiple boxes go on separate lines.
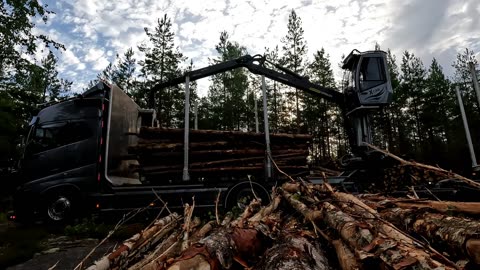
top-left (151, 55), bottom-right (344, 104)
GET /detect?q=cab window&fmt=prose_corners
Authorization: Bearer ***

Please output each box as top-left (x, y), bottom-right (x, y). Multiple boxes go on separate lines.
top-left (359, 57), bottom-right (386, 91)
top-left (27, 121), bottom-right (92, 154)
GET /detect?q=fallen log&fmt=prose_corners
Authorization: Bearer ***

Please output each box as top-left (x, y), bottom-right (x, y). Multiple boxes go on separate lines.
top-left (255, 233), bottom-right (331, 270)
top-left (128, 230), bottom-right (181, 270)
top-left (86, 213), bottom-right (180, 270)
top-left (280, 183), bottom-right (457, 269)
top-left (331, 239), bottom-right (360, 270)
top-left (375, 199), bottom-right (480, 216)
top-left (379, 207), bottom-right (480, 264)
top-left (165, 200), bottom-right (273, 270)
top-left (320, 201), bottom-right (455, 269)
top-left (83, 173), bottom-right (480, 270)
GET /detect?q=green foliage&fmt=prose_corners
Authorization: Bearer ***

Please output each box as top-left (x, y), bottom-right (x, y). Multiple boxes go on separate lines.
top-left (264, 46), bottom-right (288, 132)
top-left (2, 4), bottom-right (479, 177)
top-left (64, 218), bottom-right (112, 239)
top-left (0, 0), bottom-right (64, 82)
top-left (115, 48), bottom-right (137, 95)
top-left (372, 46), bottom-right (480, 172)
top-left (138, 14), bottom-right (188, 127)
top-left (281, 9), bottom-right (308, 133)
top-left (0, 0), bottom-right (69, 164)
top-left (206, 31), bottom-right (249, 130)
top-left (303, 48), bottom-right (342, 161)
top-left (64, 218), bottom-right (145, 240)
top-left (0, 212), bottom-right (7, 223)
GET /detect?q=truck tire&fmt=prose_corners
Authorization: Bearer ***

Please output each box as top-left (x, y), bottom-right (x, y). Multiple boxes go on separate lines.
top-left (224, 182), bottom-right (270, 210)
top-left (43, 191), bottom-right (77, 224)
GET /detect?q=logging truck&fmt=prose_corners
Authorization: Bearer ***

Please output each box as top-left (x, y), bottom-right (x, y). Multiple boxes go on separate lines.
top-left (12, 50), bottom-right (398, 223)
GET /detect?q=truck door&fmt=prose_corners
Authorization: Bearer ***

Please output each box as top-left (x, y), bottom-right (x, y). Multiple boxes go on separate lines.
top-left (22, 120), bottom-right (96, 180)
top-left (23, 121), bottom-right (69, 180)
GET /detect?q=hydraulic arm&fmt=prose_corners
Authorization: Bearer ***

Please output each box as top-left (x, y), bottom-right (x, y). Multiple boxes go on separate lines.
top-left (151, 55), bottom-right (343, 104)
top-left (151, 51), bottom-right (392, 154)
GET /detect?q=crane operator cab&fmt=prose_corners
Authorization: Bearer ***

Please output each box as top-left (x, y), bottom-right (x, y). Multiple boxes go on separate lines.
top-left (341, 50), bottom-right (392, 156)
top-left (342, 50), bottom-right (392, 110)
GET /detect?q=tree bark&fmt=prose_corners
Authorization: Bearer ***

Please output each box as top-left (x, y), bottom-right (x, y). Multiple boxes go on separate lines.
top-left (380, 207), bottom-right (480, 264)
top-left (255, 233), bottom-right (331, 270)
top-left (86, 213), bottom-right (180, 270)
top-left (331, 239), bottom-right (360, 270)
top-left (320, 201), bottom-right (455, 269)
top-left (376, 199), bottom-right (480, 216)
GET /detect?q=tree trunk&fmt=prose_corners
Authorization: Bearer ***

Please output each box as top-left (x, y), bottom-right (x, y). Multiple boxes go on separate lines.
top-left (86, 213), bottom-right (180, 270)
top-left (379, 199), bottom-right (480, 216)
top-left (380, 207), bottom-right (480, 264)
top-left (255, 233), bottom-right (331, 270)
top-left (332, 239), bottom-right (360, 270)
top-left (320, 201), bottom-right (454, 269)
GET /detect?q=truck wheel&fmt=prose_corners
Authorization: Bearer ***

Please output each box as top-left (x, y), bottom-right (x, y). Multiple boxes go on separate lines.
top-left (224, 182), bottom-right (270, 210)
top-left (44, 193), bottom-right (75, 224)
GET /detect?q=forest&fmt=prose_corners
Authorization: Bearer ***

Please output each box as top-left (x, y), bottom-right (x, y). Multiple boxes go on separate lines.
top-left (1, 1), bottom-right (479, 175)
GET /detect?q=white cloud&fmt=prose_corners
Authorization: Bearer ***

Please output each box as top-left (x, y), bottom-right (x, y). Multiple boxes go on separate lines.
top-left (84, 48), bottom-right (105, 62)
top-left (38, 0), bottom-right (480, 96)
top-left (93, 57), bottom-right (110, 71)
top-left (76, 63), bottom-right (86, 70)
top-left (61, 49), bottom-right (80, 64)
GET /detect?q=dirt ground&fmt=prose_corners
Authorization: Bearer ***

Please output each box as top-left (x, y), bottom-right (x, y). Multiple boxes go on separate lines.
top-left (6, 236), bottom-right (117, 270)
top-left (0, 220), bottom-right (129, 270)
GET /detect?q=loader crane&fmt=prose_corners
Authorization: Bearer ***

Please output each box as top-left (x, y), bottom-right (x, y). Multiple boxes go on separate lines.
top-left (152, 50), bottom-right (393, 167)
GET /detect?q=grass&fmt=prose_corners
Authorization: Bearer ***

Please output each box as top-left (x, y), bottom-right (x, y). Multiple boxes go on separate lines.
top-left (64, 217), bottom-right (145, 240)
top-left (0, 212), bottom-right (7, 224)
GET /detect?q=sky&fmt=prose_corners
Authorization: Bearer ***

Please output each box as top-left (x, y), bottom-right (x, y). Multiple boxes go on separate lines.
top-left (34, 0), bottom-right (480, 96)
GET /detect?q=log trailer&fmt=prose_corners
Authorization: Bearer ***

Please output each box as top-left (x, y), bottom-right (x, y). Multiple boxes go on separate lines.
top-left (12, 50), bottom-right (472, 223)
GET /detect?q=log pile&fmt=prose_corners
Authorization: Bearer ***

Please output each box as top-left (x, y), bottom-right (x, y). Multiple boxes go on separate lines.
top-left (83, 181), bottom-right (480, 270)
top-left (355, 144), bottom-right (480, 195)
top-left (129, 128), bottom-right (312, 180)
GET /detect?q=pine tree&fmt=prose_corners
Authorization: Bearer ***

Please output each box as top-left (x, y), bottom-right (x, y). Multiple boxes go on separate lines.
top-left (114, 48), bottom-right (136, 94)
top-left (207, 31), bottom-right (249, 130)
top-left (420, 58), bottom-right (452, 163)
top-left (264, 45), bottom-right (288, 132)
top-left (383, 49), bottom-right (401, 152)
top-left (304, 48), bottom-right (336, 160)
top-left (40, 51), bottom-right (71, 102)
top-left (98, 63), bottom-right (115, 84)
top-left (138, 14), bottom-right (185, 127)
top-left (281, 10), bottom-right (308, 133)
top-left (171, 59), bottom-right (198, 128)
top-left (399, 51), bottom-right (426, 155)
top-left (451, 48), bottom-right (480, 170)
top-left (452, 48), bottom-right (479, 116)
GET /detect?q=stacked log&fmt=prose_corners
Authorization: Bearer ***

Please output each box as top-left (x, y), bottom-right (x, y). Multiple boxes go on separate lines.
top-left (129, 127), bottom-right (311, 180)
top-left (83, 181), bottom-right (480, 270)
